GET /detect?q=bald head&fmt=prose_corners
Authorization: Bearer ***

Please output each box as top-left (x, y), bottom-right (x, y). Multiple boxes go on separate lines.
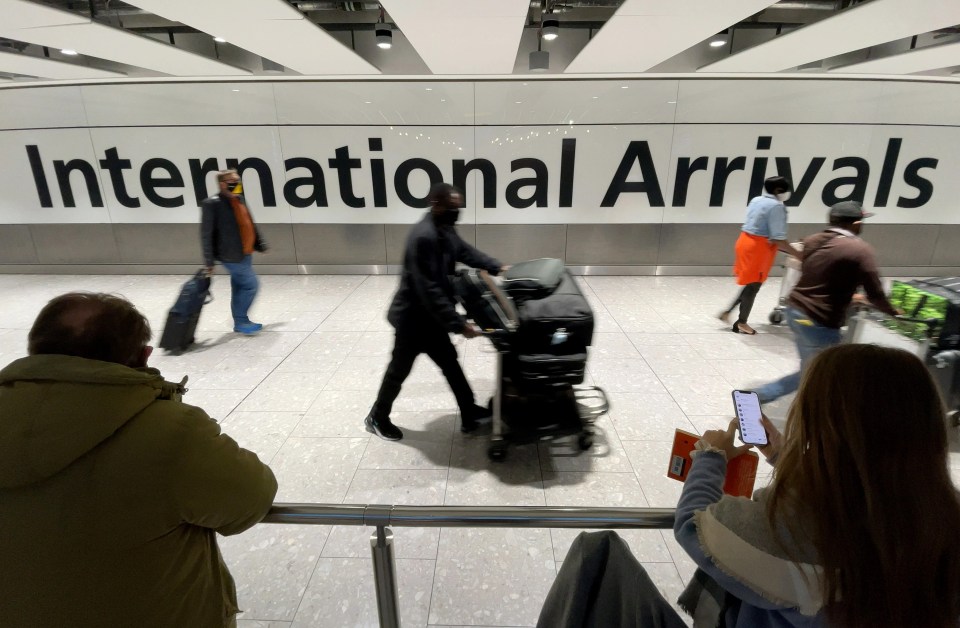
top-left (28, 293), bottom-right (152, 367)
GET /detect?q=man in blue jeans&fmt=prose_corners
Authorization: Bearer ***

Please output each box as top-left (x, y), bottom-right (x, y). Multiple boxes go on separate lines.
top-left (754, 201), bottom-right (898, 402)
top-left (200, 170), bottom-right (268, 335)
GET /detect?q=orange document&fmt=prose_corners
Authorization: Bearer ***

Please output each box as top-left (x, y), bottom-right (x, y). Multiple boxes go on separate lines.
top-left (666, 429), bottom-right (759, 498)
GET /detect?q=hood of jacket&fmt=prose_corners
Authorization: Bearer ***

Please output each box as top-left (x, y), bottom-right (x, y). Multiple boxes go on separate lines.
top-left (0, 354), bottom-right (185, 489)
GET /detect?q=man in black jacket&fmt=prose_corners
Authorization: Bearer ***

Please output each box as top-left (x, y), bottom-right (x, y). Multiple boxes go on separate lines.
top-left (200, 170), bottom-right (268, 335)
top-left (365, 183), bottom-right (505, 440)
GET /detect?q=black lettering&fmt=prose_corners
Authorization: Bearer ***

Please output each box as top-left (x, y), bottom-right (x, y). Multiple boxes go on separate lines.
top-left (394, 158), bottom-right (443, 207)
top-left (26, 145), bottom-right (52, 208)
top-left (369, 138), bottom-right (387, 207)
top-left (774, 156), bottom-right (825, 206)
top-left (53, 158), bottom-right (103, 208)
top-left (874, 138), bottom-right (902, 207)
top-left (709, 156), bottom-right (746, 207)
top-left (559, 138), bottom-right (576, 207)
top-left (139, 158), bottom-right (184, 208)
top-left (821, 157), bottom-right (869, 206)
top-left (747, 136), bottom-right (772, 200)
top-left (327, 146), bottom-right (365, 208)
top-left (99, 147), bottom-right (140, 208)
top-left (506, 158), bottom-right (549, 208)
top-left (189, 157), bottom-right (220, 204)
top-left (283, 157), bottom-right (328, 208)
top-left (601, 141), bottom-right (664, 207)
top-left (897, 158), bottom-right (938, 208)
top-left (452, 158), bottom-right (497, 208)
top-left (671, 156), bottom-right (708, 206)
top-left (225, 157), bottom-right (276, 207)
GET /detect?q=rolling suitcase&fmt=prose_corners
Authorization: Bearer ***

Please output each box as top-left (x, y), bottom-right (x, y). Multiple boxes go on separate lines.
top-left (515, 272), bottom-right (594, 356)
top-left (159, 269), bottom-right (212, 352)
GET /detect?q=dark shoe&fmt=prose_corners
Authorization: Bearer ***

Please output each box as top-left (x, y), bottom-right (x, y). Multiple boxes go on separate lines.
top-left (460, 404), bottom-right (493, 433)
top-left (732, 322), bottom-right (757, 335)
top-left (364, 413), bottom-right (403, 441)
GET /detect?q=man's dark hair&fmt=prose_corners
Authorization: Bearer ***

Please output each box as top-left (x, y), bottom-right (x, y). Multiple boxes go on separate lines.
top-left (28, 292), bottom-right (152, 367)
top-left (427, 182), bottom-right (461, 207)
top-left (763, 176), bottom-right (790, 195)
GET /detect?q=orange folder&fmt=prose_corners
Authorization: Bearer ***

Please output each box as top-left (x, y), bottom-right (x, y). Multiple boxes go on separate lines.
top-left (666, 428), bottom-right (760, 498)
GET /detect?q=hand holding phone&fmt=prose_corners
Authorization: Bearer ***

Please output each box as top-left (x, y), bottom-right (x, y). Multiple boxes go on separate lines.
top-left (732, 390), bottom-right (768, 446)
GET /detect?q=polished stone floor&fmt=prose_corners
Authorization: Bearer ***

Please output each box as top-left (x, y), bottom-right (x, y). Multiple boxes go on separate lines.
top-left (0, 272), bottom-right (928, 627)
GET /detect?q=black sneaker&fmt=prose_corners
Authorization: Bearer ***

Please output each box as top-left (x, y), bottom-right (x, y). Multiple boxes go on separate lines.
top-left (460, 404), bottom-right (493, 433)
top-left (364, 413), bottom-right (403, 441)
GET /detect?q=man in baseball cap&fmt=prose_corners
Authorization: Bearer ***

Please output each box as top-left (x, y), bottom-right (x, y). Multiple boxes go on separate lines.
top-left (750, 200), bottom-right (898, 403)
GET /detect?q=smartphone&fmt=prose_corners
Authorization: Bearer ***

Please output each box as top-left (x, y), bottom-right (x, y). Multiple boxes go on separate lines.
top-left (732, 390), bottom-right (768, 446)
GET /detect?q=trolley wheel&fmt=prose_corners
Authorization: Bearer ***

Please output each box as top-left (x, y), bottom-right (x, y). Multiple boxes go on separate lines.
top-left (488, 443), bottom-right (508, 461)
top-left (769, 310), bottom-right (784, 325)
top-left (577, 433), bottom-right (594, 451)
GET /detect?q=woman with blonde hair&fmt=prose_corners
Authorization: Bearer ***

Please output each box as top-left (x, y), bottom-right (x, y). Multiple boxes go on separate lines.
top-left (673, 343), bottom-right (960, 627)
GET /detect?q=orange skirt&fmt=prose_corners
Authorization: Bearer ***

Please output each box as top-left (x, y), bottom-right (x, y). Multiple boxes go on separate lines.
top-left (733, 231), bottom-right (777, 285)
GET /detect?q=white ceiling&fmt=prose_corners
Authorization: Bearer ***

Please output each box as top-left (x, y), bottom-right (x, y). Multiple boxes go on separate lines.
top-left (0, 49), bottom-right (124, 78)
top-left (700, 0), bottom-right (960, 72)
top-left (834, 39), bottom-right (960, 74)
top-left (379, 0), bottom-right (529, 74)
top-left (0, 0), bottom-right (248, 76)
top-left (127, 0), bottom-right (378, 75)
top-left (3, 0), bottom-right (960, 80)
top-left (565, 0), bottom-right (777, 73)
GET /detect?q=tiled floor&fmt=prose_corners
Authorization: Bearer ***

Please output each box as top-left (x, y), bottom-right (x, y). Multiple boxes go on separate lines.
top-left (0, 272), bottom-right (942, 628)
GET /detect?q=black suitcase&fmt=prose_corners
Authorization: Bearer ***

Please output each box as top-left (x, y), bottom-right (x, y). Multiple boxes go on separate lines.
top-left (159, 270), bottom-right (212, 352)
top-left (515, 272), bottom-right (594, 355)
top-left (514, 352), bottom-right (587, 387)
top-left (501, 258), bottom-right (565, 304)
top-left (908, 278), bottom-right (960, 350)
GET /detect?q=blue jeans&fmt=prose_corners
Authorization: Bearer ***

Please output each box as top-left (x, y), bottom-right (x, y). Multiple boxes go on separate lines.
top-left (221, 255), bottom-right (259, 326)
top-left (754, 307), bottom-right (842, 403)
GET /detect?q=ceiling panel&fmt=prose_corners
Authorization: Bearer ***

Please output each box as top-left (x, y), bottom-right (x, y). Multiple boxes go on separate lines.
top-left (380, 0), bottom-right (528, 74)
top-left (833, 40), bottom-right (960, 74)
top-left (128, 0), bottom-right (379, 75)
top-left (565, 0), bottom-right (776, 74)
top-left (0, 51), bottom-right (124, 79)
top-left (1, 0), bottom-right (249, 76)
top-left (701, 0), bottom-right (960, 73)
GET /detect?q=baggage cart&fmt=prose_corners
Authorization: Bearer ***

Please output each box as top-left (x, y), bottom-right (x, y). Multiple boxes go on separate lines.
top-left (769, 244), bottom-right (804, 325)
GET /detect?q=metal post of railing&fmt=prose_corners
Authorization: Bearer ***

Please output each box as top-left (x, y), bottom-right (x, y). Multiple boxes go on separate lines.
top-left (370, 526), bottom-right (401, 628)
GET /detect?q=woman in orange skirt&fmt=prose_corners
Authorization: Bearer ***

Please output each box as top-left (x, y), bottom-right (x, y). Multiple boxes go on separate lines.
top-left (719, 176), bottom-right (799, 334)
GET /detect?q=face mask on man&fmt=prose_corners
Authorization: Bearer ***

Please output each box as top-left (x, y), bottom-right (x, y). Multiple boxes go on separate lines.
top-left (440, 206), bottom-right (460, 226)
top-left (776, 191), bottom-right (792, 203)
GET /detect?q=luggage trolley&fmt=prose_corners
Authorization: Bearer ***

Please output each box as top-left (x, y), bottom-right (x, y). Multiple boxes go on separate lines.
top-left (769, 243), bottom-right (804, 325)
top-left (453, 261), bottom-right (610, 461)
top-left (846, 280), bottom-right (960, 426)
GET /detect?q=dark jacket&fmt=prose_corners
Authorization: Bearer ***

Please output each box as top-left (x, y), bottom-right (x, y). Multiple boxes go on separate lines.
top-left (200, 193), bottom-right (267, 267)
top-left (387, 213), bottom-right (502, 333)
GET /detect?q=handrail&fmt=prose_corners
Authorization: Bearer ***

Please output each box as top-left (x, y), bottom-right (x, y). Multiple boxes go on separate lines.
top-left (263, 503), bottom-right (677, 529)
top-left (259, 503), bottom-right (677, 627)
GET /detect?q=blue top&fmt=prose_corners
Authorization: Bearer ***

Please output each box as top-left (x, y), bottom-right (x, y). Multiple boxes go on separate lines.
top-left (674, 451), bottom-right (823, 628)
top-left (742, 193), bottom-right (788, 241)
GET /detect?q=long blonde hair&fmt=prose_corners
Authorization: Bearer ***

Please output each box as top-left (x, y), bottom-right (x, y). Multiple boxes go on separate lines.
top-left (767, 344), bottom-right (960, 628)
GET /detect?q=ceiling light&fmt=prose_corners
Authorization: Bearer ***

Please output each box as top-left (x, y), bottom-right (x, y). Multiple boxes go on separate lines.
top-left (213, 37), bottom-right (227, 43)
top-left (364, 101), bottom-right (372, 104)
top-left (592, 96), bottom-right (599, 99)
top-left (529, 50), bottom-right (549, 71)
top-left (709, 39), bottom-right (726, 47)
top-left (60, 49), bottom-right (78, 55)
top-left (515, 101), bottom-right (522, 104)
top-left (620, 85), bottom-right (628, 89)
top-left (376, 27), bottom-right (392, 49)
top-left (667, 100), bottom-right (676, 104)
top-left (425, 87), bottom-right (432, 91)
top-left (542, 18), bottom-right (559, 41)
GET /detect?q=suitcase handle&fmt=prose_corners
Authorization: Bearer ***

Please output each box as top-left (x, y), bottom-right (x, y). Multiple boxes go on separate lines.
top-left (479, 270), bottom-right (519, 328)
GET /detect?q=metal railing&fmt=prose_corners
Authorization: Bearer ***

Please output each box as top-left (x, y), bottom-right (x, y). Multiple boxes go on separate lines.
top-left (262, 503), bottom-right (677, 628)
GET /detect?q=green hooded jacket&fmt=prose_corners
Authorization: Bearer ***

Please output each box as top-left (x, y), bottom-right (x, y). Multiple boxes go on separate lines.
top-left (0, 354), bottom-right (278, 627)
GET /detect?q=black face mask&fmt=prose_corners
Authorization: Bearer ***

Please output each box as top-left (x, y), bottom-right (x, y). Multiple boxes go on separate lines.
top-left (435, 206), bottom-right (459, 227)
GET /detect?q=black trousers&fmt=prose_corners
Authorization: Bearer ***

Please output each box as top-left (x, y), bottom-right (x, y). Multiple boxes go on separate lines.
top-left (725, 282), bottom-right (763, 324)
top-left (371, 320), bottom-right (474, 420)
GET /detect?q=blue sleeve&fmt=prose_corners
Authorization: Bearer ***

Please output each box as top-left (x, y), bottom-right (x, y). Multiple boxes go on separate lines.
top-left (766, 204), bottom-right (788, 241)
top-left (673, 451), bottom-right (785, 610)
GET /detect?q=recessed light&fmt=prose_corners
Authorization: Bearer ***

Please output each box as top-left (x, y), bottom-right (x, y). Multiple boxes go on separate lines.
top-left (621, 85), bottom-right (628, 89)
top-left (515, 101), bottom-right (522, 104)
top-left (709, 39), bottom-right (726, 47)
top-left (592, 96), bottom-right (599, 99)
top-left (569, 119), bottom-right (574, 124)
top-left (231, 89), bottom-right (240, 92)
top-left (213, 37), bottom-right (227, 43)
top-left (60, 49), bottom-right (78, 55)
top-left (667, 100), bottom-right (676, 104)
top-left (440, 98), bottom-right (446, 102)
top-left (425, 87), bottom-right (433, 91)
top-left (364, 101), bottom-right (371, 104)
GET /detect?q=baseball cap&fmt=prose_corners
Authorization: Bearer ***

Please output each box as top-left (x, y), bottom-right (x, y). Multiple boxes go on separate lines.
top-left (829, 200), bottom-right (874, 220)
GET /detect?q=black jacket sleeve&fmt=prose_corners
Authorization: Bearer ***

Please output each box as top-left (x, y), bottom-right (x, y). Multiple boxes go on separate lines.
top-left (200, 199), bottom-right (216, 268)
top-left (411, 234), bottom-right (466, 333)
top-left (453, 231), bottom-right (502, 275)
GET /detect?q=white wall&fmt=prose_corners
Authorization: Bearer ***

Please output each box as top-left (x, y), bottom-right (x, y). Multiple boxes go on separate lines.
top-left (1, 76), bottom-right (958, 226)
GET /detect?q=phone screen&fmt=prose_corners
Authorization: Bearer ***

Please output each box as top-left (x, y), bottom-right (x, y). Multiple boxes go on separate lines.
top-left (732, 390), bottom-right (768, 446)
